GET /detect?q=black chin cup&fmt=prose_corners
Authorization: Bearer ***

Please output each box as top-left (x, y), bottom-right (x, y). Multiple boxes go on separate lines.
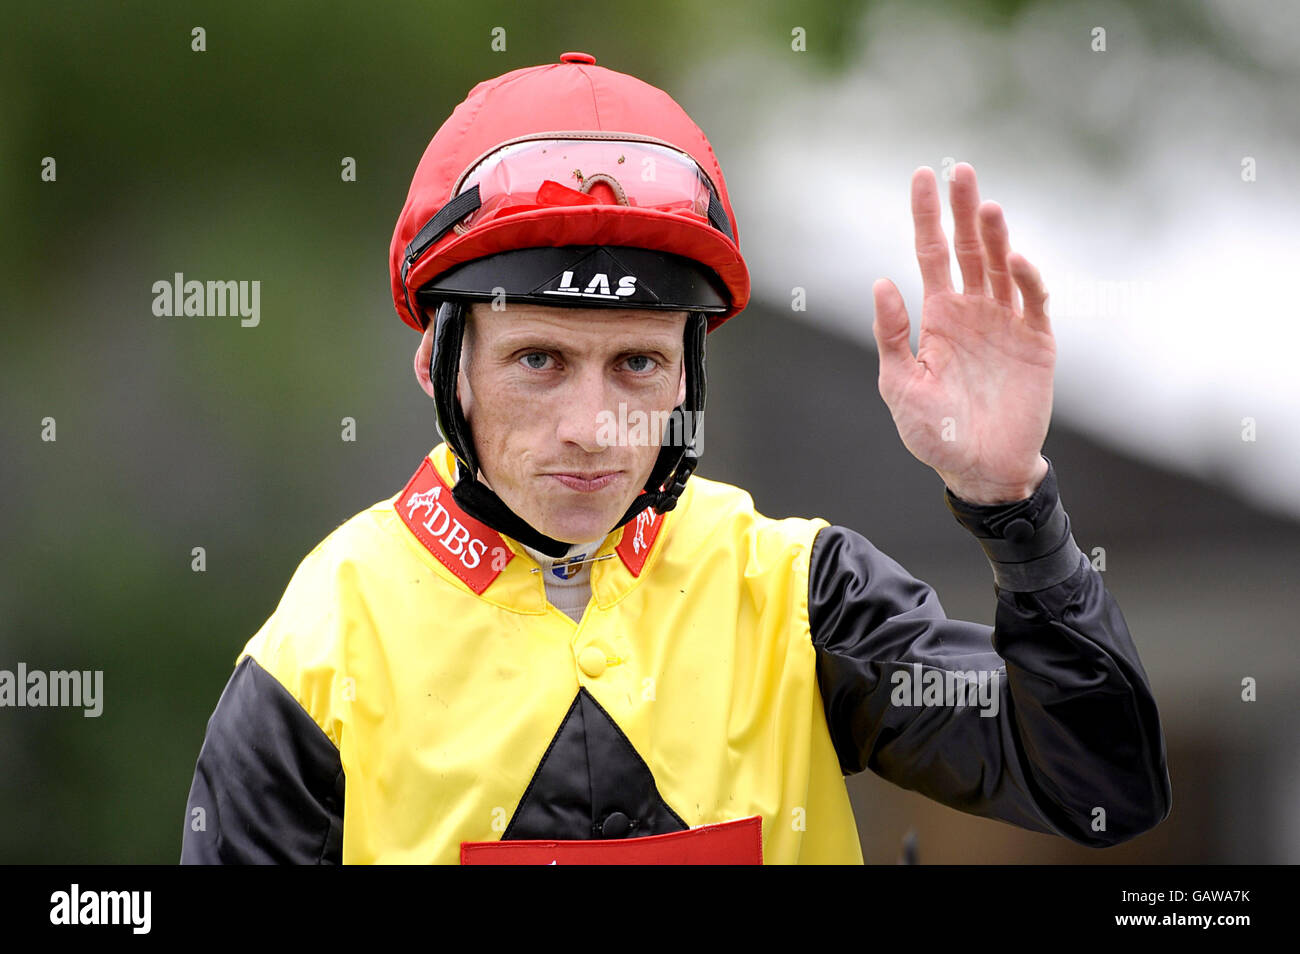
top-left (425, 300), bottom-right (706, 558)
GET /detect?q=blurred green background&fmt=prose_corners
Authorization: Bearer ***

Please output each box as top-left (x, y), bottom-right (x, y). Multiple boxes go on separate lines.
top-left (3, 0), bottom-right (1296, 863)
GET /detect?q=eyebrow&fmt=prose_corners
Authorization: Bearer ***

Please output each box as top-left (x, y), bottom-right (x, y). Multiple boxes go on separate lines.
top-left (491, 334), bottom-right (682, 358)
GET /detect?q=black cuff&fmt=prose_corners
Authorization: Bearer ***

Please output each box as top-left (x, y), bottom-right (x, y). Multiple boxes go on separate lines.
top-left (943, 456), bottom-right (1085, 592)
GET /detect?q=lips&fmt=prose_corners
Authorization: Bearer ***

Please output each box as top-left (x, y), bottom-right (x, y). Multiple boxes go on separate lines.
top-left (547, 471), bottom-right (621, 492)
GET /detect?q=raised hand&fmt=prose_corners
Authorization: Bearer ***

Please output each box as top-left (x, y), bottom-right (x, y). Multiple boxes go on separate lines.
top-left (871, 163), bottom-right (1054, 504)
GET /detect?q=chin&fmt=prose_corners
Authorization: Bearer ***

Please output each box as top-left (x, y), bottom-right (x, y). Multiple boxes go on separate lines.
top-left (536, 505), bottom-right (626, 545)
top-left (543, 519), bottom-right (615, 545)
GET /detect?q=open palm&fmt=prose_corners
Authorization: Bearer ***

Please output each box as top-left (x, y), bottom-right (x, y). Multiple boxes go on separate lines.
top-left (872, 163), bottom-right (1055, 505)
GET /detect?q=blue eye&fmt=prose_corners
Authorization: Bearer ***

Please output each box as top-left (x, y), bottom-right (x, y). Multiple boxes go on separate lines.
top-left (624, 355), bottom-right (655, 372)
top-left (521, 353), bottom-right (551, 370)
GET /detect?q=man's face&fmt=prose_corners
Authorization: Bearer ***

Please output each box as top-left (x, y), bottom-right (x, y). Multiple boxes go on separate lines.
top-left (417, 301), bottom-right (688, 544)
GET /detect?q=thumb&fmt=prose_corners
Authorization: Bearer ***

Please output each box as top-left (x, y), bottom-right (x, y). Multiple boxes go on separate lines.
top-left (872, 278), bottom-right (916, 378)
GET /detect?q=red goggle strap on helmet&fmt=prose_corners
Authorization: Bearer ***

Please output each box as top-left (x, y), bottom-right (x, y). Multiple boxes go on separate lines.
top-left (400, 184), bottom-right (482, 323)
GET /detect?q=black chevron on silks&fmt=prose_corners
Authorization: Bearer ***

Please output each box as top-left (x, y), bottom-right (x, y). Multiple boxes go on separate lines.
top-left (502, 688), bottom-right (688, 841)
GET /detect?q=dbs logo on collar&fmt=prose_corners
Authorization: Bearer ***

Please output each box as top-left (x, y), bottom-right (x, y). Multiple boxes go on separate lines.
top-left (397, 458), bottom-right (513, 594)
top-left (615, 505), bottom-right (664, 577)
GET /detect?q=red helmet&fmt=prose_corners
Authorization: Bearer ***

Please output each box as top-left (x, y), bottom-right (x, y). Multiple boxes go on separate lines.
top-left (389, 52), bottom-right (750, 335)
top-left (390, 53), bottom-right (747, 557)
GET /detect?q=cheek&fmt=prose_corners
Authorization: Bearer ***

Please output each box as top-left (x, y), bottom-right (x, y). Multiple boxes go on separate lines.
top-left (627, 380), bottom-right (683, 469)
top-left (467, 371), bottom-right (548, 460)
top-left (631, 440), bottom-right (663, 484)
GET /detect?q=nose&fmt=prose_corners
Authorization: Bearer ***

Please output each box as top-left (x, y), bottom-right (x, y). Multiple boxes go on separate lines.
top-left (553, 364), bottom-right (614, 455)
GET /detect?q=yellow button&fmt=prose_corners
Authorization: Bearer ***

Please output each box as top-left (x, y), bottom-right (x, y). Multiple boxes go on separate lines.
top-left (578, 646), bottom-right (607, 678)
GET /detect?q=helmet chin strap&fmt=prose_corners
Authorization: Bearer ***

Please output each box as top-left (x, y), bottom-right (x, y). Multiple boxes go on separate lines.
top-left (427, 301), bottom-right (706, 559)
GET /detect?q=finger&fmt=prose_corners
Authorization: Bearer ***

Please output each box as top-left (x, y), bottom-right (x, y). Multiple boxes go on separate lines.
top-left (1009, 253), bottom-right (1051, 333)
top-left (949, 163), bottom-right (986, 295)
top-left (872, 278), bottom-right (918, 390)
top-left (979, 200), bottom-right (1014, 307)
top-left (911, 167), bottom-right (953, 297)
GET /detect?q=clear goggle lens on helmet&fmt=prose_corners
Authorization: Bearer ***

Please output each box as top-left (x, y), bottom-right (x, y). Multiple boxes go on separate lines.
top-left (450, 138), bottom-right (721, 233)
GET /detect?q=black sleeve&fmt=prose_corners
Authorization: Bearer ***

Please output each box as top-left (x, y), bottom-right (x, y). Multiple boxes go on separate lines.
top-left (807, 457), bottom-right (1171, 848)
top-left (180, 655), bottom-right (345, 864)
